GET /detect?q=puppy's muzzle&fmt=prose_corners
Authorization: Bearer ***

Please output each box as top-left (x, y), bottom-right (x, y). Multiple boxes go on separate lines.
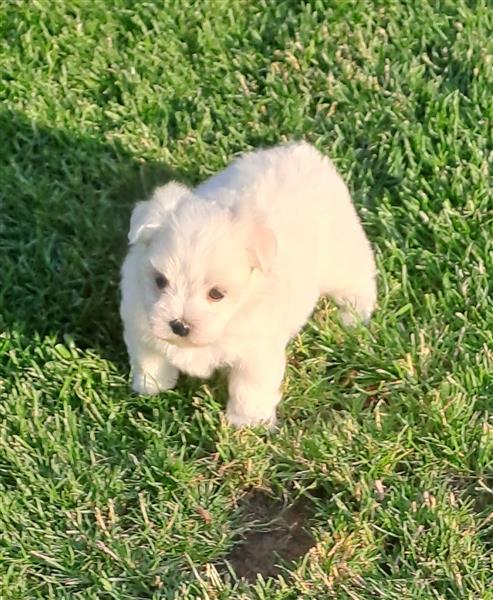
top-left (169, 319), bottom-right (190, 337)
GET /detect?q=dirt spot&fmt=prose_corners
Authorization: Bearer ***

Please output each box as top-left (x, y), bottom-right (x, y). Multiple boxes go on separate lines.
top-left (225, 490), bottom-right (316, 582)
top-left (450, 474), bottom-right (493, 514)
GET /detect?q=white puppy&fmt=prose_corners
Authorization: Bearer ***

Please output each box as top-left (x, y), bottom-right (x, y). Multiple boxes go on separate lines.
top-left (120, 142), bottom-right (376, 427)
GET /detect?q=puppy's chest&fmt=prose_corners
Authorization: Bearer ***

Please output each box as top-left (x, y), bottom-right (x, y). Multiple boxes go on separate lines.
top-left (165, 344), bottom-right (229, 379)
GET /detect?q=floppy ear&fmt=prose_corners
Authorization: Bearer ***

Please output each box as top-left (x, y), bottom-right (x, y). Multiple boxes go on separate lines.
top-left (246, 212), bottom-right (278, 273)
top-left (128, 182), bottom-right (190, 244)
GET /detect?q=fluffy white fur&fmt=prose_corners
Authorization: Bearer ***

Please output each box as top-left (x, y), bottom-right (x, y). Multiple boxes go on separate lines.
top-left (120, 142), bottom-right (376, 427)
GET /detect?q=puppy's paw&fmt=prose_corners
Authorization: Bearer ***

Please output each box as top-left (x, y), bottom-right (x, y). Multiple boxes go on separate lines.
top-left (131, 367), bottom-right (178, 395)
top-left (339, 305), bottom-right (372, 327)
top-left (225, 406), bottom-right (277, 429)
top-left (338, 294), bottom-right (376, 327)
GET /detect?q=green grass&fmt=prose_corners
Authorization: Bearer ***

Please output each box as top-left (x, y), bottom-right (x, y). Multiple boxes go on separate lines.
top-left (1, 0), bottom-right (493, 598)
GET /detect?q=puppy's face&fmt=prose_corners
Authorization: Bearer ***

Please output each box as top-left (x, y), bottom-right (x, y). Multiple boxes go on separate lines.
top-left (145, 215), bottom-right (253, 346)
top-left (130, 185), bottom-right (276, 347)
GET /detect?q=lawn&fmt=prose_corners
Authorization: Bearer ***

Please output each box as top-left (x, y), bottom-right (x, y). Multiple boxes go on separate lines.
top-left (1, 1), bottom-right (492, 598)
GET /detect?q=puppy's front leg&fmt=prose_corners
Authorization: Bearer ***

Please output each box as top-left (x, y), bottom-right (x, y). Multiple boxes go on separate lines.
top-left (226, 345), bottom-right (286, 428)
top-left (126, 334), bottom-right (178, 395)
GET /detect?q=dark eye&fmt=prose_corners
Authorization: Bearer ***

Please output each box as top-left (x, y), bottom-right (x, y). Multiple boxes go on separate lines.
top-left (208, 287), bottom-right (225, 301)
top-left (155, 273), bottom-right (168, 290)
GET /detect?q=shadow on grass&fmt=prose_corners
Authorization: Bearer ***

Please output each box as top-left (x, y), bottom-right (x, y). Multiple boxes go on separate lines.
top-left (0, 110), bottom-right (189, 362)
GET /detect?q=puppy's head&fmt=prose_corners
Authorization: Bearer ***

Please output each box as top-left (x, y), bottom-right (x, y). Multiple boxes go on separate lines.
top-left (128, 182), bottom-right (276, 346)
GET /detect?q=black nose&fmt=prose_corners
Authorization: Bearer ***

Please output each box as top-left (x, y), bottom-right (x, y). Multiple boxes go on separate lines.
top-left (169, 319), bottom-right (190, 337)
